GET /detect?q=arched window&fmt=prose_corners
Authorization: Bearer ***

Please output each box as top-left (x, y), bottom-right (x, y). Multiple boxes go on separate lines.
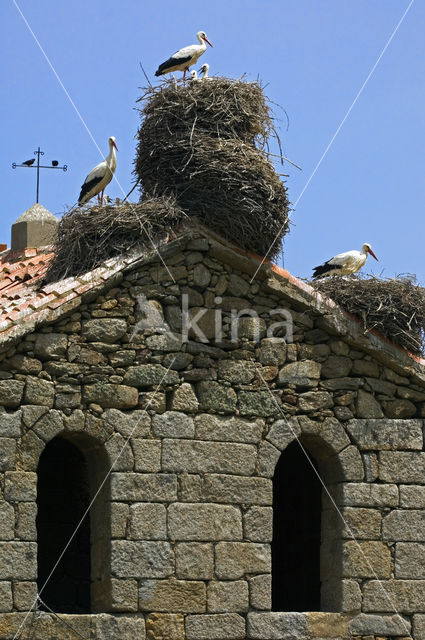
top-left (272, 440), bottom-right (322, 612)
top-left (36, 434), bottom-right (110, 613)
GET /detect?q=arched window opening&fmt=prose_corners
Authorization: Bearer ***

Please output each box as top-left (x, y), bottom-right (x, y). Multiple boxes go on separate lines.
top-left (272, 440), bottom-right (322, 612)
top-left (37, 437), bottom-right (90, 613)
top-left (37, 434), bottom-right (110, 614)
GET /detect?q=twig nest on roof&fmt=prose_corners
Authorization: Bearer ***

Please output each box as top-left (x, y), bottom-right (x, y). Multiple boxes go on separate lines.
top-left (137, 135), bottom-right (289, 258)
top-left (135, 78), bottom-right (290, 259)
top-left (137, 77), bottom-right (273, 145)
top-left (314, 275), bottom-right (425, 356)
top-left (42, 197), bottom-right (186, 284)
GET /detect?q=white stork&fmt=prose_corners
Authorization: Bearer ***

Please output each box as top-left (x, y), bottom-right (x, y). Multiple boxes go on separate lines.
top-left (155, 31), bottom-right (213, 82)
top-left (312, 243), bottom-right (378, 279)
top-left (198, 63), bottom-right (211, 79)
top-left (78, 136), bottom-right (118, 206)
top-left (190, 69), bottom-right (198, 81)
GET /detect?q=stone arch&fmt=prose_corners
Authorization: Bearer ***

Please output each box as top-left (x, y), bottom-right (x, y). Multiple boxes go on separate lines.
top-left (17, 408), bottom-right (112, 473)
top-left (264, 416), bottom-right (364, 613)
top-left (36, 431), bottom-right (111, 613)
top-left (258, 415), bottom-right (364, 482)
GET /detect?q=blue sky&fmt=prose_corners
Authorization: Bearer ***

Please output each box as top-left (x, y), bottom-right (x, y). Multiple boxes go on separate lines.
top-left (2, 0), bottom-right (423, 282)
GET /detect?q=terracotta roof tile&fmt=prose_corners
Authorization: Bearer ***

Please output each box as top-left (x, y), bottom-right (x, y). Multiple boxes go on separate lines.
top-left (74, 282), bottom-right (94, 296)
top-left (0, 319), bottom-right (14, 332)
top-left (0, 244), bottom-right (132, 348)
top-left (28, 294), bottom-right (58, 310)
top-left (43, 279), bottom-right (80, 297)
top-left (47, 291), bottom-right (79, 310)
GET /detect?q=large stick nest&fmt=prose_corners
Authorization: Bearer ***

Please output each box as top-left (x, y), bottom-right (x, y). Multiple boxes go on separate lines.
top-left (135, 78), bottom-right (290, 259)
top-left (136, 77), bottom-right (274, 146)
top-left (42, 196), bottom-right (186, 284)
top-left (314, 275), bottom-right (425, 356)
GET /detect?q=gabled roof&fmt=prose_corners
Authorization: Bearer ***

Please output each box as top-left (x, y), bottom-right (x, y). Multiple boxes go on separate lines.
top-left (0, 243), bottom-right (144, 348)
top-left (0, 225), bottom-right (423, 381)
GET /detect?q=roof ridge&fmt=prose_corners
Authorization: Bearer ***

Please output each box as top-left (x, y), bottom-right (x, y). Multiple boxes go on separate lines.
top-left (0, 226), bottom-right (422, 378)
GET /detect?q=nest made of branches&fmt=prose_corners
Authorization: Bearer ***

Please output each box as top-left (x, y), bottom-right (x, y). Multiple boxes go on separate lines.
top-left (136, 134), bottom-right (290, 258)
top-left (314, 275), bottom-right (425, 356)
top-left (42, 196), bottom-right (186, 285)
top-left (136, 77), bottom-right (275, 147)
top-left (134, 77), bottom-right (290, 259)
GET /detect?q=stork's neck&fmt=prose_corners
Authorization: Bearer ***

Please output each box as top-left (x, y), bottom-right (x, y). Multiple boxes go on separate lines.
top-left (196, 35), bottom-right (207, 51)
top-left (107, 143), bottom-right (116, 166)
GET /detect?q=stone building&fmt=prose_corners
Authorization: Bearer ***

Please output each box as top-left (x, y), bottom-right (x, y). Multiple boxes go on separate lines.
top-left (0, 204), bottom-right (425, 639)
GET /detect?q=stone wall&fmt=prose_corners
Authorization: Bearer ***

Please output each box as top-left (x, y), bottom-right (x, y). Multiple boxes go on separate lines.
top-left (0, 232), bottom-right (424, 639)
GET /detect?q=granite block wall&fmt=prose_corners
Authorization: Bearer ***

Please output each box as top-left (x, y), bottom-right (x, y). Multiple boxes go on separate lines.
top-left (0, 234), bottom-right (424, 639)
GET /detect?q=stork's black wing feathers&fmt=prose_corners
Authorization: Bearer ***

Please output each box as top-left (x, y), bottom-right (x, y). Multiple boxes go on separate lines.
top-left (312, 260), bottom-right (343, 280)
top-left (155, 54), bottom-right (192, 76)
top-left (78, 175), bottom-right (103, 204)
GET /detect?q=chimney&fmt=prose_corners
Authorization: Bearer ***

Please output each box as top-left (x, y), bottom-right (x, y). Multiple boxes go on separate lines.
top-left (11, 203), bottom-right (59, 250)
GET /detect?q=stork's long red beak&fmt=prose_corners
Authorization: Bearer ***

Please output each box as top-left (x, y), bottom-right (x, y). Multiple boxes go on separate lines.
top-left (203, 36), bottom-right (213, 47)
top-left (369, 248), bottom-right (378, 261)
top-left (113, 140), bottom-right (118, 151)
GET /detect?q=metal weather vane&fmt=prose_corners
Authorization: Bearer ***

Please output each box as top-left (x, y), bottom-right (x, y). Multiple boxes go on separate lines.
top-left (12, 146), bottom-right (68, 203)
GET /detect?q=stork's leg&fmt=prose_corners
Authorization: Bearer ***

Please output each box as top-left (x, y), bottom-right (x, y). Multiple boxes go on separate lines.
top-left (100, 190), bottom-right (105, 205)
top-left (183, 69), bottom-right (187, 83)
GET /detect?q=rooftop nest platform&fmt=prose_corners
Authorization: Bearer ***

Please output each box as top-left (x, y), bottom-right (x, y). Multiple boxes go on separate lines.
top-left (42, 197), bottom-right (186, 284)
top-left (314, 275), bottom-right (425, 356)
top-left (135, 77), bottom-right (290, 260)
top-left (137, 76), bottom-right (274, 144)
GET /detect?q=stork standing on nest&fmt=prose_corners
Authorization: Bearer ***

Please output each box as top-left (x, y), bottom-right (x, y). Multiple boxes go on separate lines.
top-left (198, 63), bottom-right (211, 79)
top-left (312, 243), bottom-right (378, 279)
top-left (155, 31), bottom-right (213, 82)
top-left (78, 136), bottom-right (118, 206)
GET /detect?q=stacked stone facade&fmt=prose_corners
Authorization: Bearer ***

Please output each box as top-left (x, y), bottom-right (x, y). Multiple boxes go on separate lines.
top-left (0, 229), bottom-right (424, 639)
